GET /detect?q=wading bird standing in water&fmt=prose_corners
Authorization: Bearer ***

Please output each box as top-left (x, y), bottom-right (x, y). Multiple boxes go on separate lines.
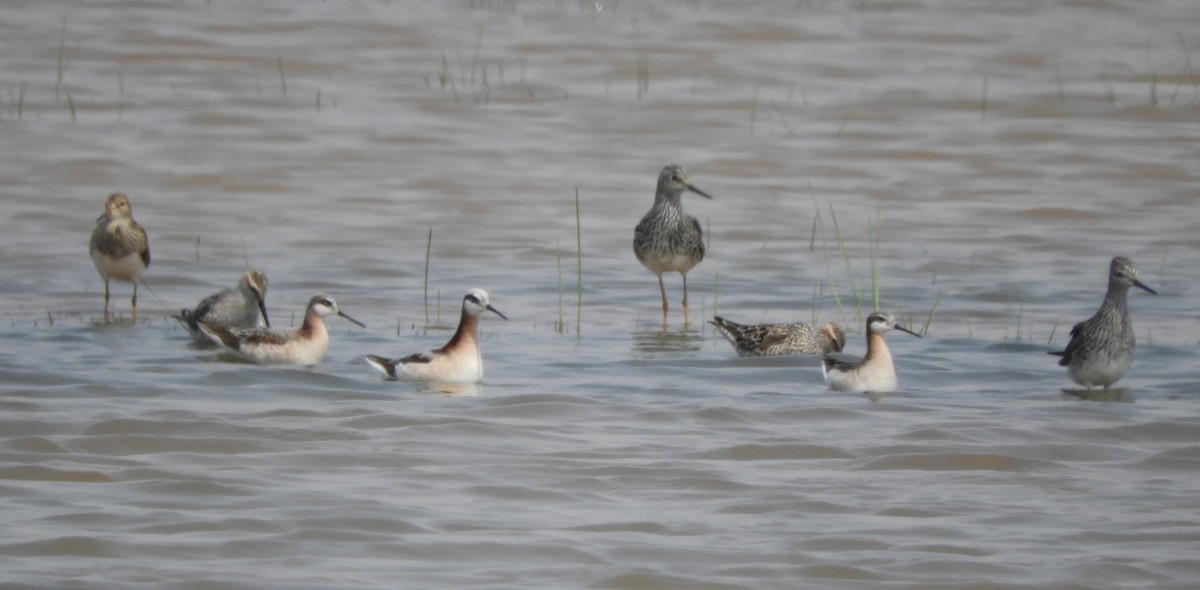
top-left (1049, 256), bottom-right (1156, 390)
top-left (633, 165), bottom-right (713, 328)
top-left (89, 192), bottom-right (150, 320)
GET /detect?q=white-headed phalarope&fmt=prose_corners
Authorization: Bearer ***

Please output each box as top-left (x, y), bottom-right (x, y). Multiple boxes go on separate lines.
top-left (1049, 256), bottom-right (1156, 389)
top-left (633, 165), bottom-right (713, 327)
top-left (711, 316), bottom-right (845, 357)
top-left (176, 270), bottom-right (271, 344)
top-left (89, 193), bottom-right (150, 318)
top-left (199, 293), bottom-right (364, 366)
top-left (822, 311), bottom-right (920, 392)
top-left (366, 288), bottom-right (506, 383)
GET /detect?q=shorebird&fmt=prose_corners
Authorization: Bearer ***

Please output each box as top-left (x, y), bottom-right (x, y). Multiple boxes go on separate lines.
top-left (366, 288), bottom-right (507, 383)
top-left (710, 316), bottom-right (845, 357)
top-left (822, 311), bottom-right (920, 392)
top-left (633, 165), bottom-right (712, 327)
top-left (89, 193), bottom-right (150, 318)
top-left (198, 294), bottom-right (364, 366)
top-left (1049, 256), bottom-right (1156, 389)
top-left (176, 270), bottom-right (271, 344)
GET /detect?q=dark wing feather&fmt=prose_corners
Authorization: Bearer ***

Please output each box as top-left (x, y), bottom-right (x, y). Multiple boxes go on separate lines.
top-left (755, 330), bottom-right (792, 352)
top-left (365, 355), bottom-right (399, 378)
top-left (399, 351), bottom-right (437, 364)
top-left (822, 353), bottom-right (862, 374)
top-left (201, 324), bottom-right (292, 351)
top-left (1049, 321), bottom-right (1087, 365)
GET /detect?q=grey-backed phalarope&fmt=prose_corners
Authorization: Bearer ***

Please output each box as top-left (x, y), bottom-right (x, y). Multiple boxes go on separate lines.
top-left (633, 165), bottom-right (712, 327)
top-left (199, 294), bottom-right (364, 366)
top-left (822, 311), bottom-right (920, 392)
top-left (1049, 256), bottom-right (1156, 389)
top-left (711, 316), bottom-right (845, 357)
top-left (366, 288), bottom-right (506, 383)
top-left (176, 270), bottom-right (271, 344)
top-left (89, 193), bottom-right (150, 318)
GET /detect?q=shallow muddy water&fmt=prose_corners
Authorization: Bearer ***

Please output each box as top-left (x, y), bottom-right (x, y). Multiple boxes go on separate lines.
top-left (2, 1), bottom-right (1199, 588)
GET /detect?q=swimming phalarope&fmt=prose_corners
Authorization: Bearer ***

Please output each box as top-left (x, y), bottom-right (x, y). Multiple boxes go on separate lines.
top-left (633, 165), bottom-right (713, 327)
top-left (198, 294), bottom-right (364, 366)
top-left (1049, 256), bottom-right (1156, 389)
top-left (176, 270), bottom-right (271, 344)
top-left (366, 288), bottom-right (507, 383)
top-left (710, 316), bottom-right (845, 357)
top-left (822, 311), bottom-right (920, 392)
top-left (89, 193), bottom-right (150, 318)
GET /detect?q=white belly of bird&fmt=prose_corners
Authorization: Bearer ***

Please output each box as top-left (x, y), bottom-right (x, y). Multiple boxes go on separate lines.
top-left (237, 329), bottom-right (329, 366)
top-left (824, 358), bottom-right (899, 393)
top-left (92, 251), bottom-right (145, 282)
top-left (1069, 354), bottom-right (1132, 388)
top-left (399, 350), bottom-right (483, 383)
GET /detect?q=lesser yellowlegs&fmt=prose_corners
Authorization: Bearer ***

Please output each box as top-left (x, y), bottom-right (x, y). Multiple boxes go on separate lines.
top-left (633, 165), bottom-right (712, 327)
top-left (1049, 256), bottom-right (1156, 389)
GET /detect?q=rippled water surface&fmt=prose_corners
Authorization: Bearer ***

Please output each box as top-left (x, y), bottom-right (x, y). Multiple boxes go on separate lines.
top-left (2, 1), bottom-right (1199, 588)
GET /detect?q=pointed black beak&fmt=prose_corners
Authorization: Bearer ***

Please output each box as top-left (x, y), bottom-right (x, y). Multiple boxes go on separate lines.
top-left (338, 311), bottom-right (366, 328)
top-left (685, 183), bottom-right (713, 200)
top-left (257, 299), bottom-right (271, 328)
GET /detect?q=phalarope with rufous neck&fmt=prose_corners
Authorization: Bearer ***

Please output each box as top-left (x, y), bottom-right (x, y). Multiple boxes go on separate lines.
top-left (366, 288), bottom-right (507, 383)
top-left (1049, 256), bottom-right (1156, 390)
top-left (822, 311), bottom-right (920, 392)
top-left (89, 192), bottom-right (150, 319)
top-left (199, 293), bottom-right (364, 366)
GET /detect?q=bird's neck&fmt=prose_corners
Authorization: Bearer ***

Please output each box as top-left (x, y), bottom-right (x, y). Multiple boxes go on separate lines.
top-left (444, 310), bottom-right (480, 351)
top-left (864, 332), bottom-right (894, 369)
top-left (1101, 282), bottom-right (1130, 314)
top-left (298, 309), bottom-right (327, 340)
top-left (653, 192), bottom-right (683, 211)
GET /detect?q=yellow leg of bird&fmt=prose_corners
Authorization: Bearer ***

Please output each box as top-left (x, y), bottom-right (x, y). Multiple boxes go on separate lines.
top-left (658, 274), bottom-right (669, 329)
top-left (681, 273), bottom-right (690, 327)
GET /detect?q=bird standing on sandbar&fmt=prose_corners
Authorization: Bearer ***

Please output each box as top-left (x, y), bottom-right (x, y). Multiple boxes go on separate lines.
top-left (1049, 256), bottom-right (1156, 390)
top-left (89, 192), bottom-right (150, 319)
top-left (633, 165), bottom-right (713, 328)
top-left (710, 316), bottom-right (845, 357)
top-left (176, 270), bottom-right (271, 344)
top-left (822, 311), bottom-right (920, 393)
top-left (366, 288), bottom-right (507, 384)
